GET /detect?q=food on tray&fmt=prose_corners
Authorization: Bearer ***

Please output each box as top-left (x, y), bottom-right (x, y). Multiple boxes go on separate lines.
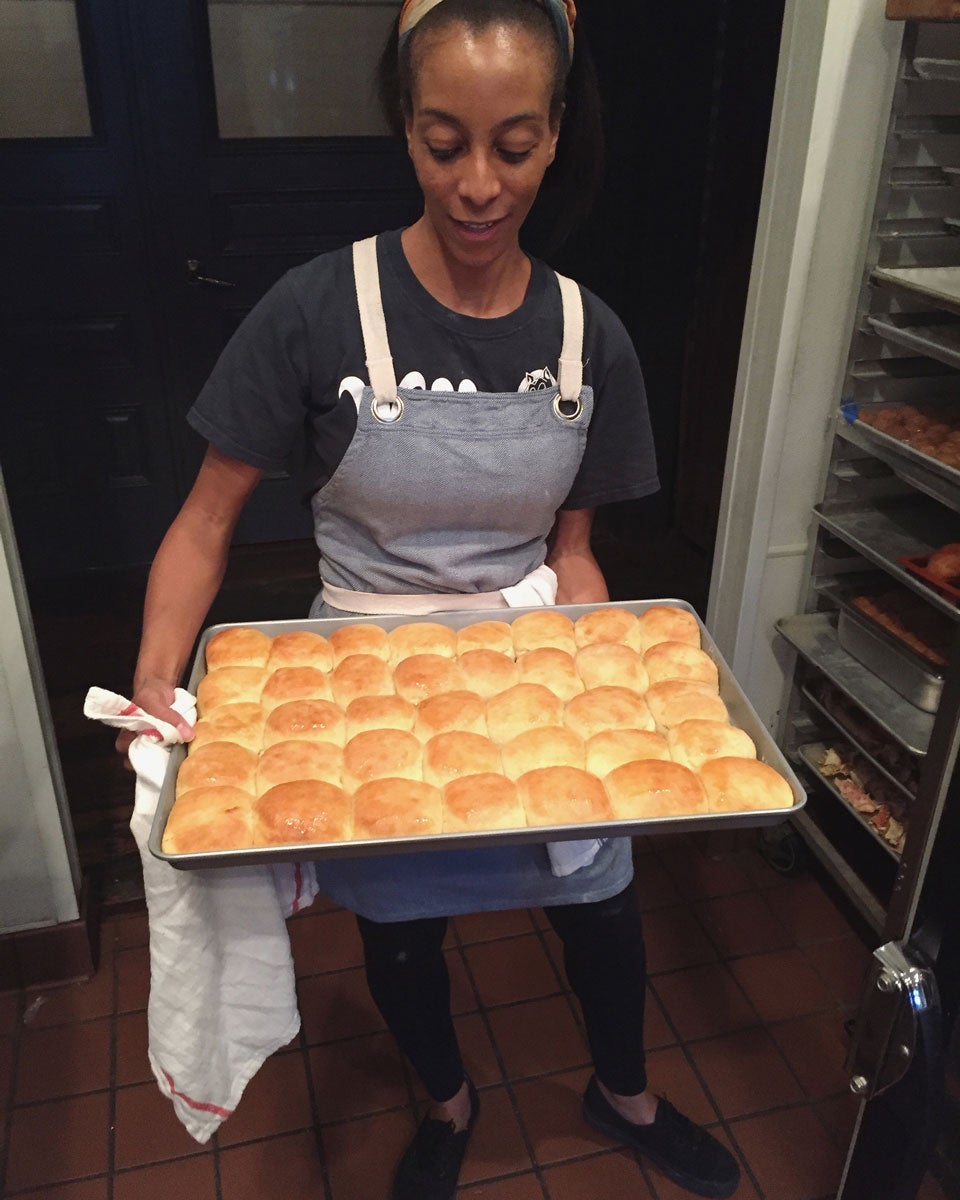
top-left (205, 625), bottom-right (273, 669)
top-left (848, 586), bottom-right (952, 668)
top-left (161, 608), bottom-right (795, 853)
top-left (815, 745), bottom-right (907, 853)
top-left (925, 542), bottom-right (960, 583)
top-left (700, 758), bottom-right (794, 813)
top-left (859, 402), bottom-right (960, 469)
top-left (806, 678), bottom-right (920, 791)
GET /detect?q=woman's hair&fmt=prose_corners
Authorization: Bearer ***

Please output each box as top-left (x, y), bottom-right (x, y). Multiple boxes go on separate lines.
top-left (377, 0), bottom-right (604, 256)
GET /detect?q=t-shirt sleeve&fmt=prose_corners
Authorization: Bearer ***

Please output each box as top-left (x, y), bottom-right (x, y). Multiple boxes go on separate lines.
top-left (186, 272), bottom-right (311, 472)
top-left (560, 293), bottom-right (660, 510)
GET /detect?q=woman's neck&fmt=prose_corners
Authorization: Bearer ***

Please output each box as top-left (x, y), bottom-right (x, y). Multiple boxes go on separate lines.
top-left (401, 219), bottom-right (531, 318)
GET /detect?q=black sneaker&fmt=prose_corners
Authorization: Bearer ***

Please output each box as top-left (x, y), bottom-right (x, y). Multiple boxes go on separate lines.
top-left (583, 1075), bottom-right (740, 1199)
top-left (391, 1079), bottom-right (480, 1200)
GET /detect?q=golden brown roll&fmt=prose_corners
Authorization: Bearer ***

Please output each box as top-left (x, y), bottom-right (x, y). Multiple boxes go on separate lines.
top-left (575, 644), bottom-right (648, 693)
top-left (388, 621), bottom-right (458, 664)
top-left (343, 729), bottom-right (422, 791)
top-left (667, 719), bottom-right (757, 773)
top-left (699, 757), bottom-right (794, 812)
top-left (574, 607), bottom-right (642, 651)
top-left (256, 740), bottom-right (344, 792)
top-left (642, 642), bottom-right (719, 690)
top-left (443, 773), bottom-right (526, 832)
top-left (260, 666), bottom-right (333, 712)
top-left (262, 699), bottom-right (346, 748)
top-left (456, 620), bottom-right (515, 658)
top-left (176, 741), bottom-right (258, 797)
top-left (518, 647), bottom-right (584, 701)
top-left (266, 630), bottom-right (335, 672)
top-left (352, 777), bottom-right (443, 839)
top-left (253, 780), bottom-right (352, 845)
top-left (604, 760), bottom-right (707, 820)
top-left (485, 683), bottom-right (564, 743)
top-left (393, 654), bottom-right (466, 704)
top-left (423, 731), bottom-right (502, 787)
top-left (161, 786), bottom-right (254, 854)
top-left (346, 694), bottom-right (418, 738)
top-left (331, 653), bottom-right (394, 707)
top-left (563, 686), bottom-right (655, 740)
top-left (501, 725), bottom-right (585, 780)
top-left (644, 680), bottom-right (729, 730)
top-left (457, 649), bottom-right (520, 698)
top-left (414, 691), bottom-right (488, 741)
top-left (511, 610), bottom-right (577, 655)
top-left (585, 729), bottom-right (671, 777)
top-left (204, 626), bottom-right (272, 670)
top-left (329, 623), bottom-right (390, 664)
top-left (517, 765), bottom-right (613, 827)
top-left (196, 666), bottom-right (268, 715)
top-left (191, 703), bottom-right (265, 753)
top-left (636, 606), bottom-right (702, 652)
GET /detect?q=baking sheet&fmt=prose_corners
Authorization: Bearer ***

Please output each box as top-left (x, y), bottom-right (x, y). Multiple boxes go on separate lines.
top-left (794, 743), bottom-right (901, 862)
top-left (149, 599), bottom-right (806, 869)
top-left (848, 407), bottom-right (960, 492)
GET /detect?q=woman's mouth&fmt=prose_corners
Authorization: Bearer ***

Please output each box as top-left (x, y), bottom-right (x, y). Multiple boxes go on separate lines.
top-left (452, 217), bottom-right (505, 241)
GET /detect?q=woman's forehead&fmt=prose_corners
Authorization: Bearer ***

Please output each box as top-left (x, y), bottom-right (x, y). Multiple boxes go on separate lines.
top-left (411, 24), bottom-right (555, 116)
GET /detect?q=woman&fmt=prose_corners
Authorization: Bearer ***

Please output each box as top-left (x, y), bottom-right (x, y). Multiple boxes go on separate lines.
top-left (121, 2), bottom-right (739, 1197)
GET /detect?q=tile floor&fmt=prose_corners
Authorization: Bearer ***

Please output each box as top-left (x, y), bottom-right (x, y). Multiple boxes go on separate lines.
top-left (1, 830), bottom-right (913, 1200)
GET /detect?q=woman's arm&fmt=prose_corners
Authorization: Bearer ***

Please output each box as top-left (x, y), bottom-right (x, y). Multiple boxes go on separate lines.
top-left (546, 508), bottom-right (609, 604)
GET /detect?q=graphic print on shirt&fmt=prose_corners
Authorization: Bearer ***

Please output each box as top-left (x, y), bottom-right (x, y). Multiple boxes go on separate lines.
top-left (337, 367), bottom-right (552, 408)
top-left (518, 367), bottom-right (559, 392)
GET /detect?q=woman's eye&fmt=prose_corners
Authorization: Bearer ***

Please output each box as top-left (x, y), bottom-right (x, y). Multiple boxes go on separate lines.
top-left (428, 146), bottom-right (460, 162)
top-left (498, 148), bottom-right (534, 164)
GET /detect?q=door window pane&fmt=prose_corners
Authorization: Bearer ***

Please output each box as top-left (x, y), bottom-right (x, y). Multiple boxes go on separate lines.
top-left (0, 0), bottom-right (92, 138)
top-left (208, 1), bottom-right (401, 139)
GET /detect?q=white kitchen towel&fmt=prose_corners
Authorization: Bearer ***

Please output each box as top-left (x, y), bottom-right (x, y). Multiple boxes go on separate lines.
top-left (83, 686), bottom-right (317, 1142)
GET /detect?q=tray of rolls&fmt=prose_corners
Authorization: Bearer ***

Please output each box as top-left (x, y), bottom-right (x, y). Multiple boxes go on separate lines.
top-left (149, 600), bottom-right (805, 868)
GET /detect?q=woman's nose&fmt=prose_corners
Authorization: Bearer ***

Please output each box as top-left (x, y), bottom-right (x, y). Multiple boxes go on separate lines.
top-left (458, 151), bottom-right (501, 207)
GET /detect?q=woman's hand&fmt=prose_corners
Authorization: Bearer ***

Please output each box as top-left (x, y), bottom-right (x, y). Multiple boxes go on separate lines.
top-left (546, 508), bottom-right (610, 604)
top-left (114, 677), bottom-right (195, 762)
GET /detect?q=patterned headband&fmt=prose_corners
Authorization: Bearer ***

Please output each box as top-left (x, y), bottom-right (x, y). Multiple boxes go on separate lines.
top-left (398, 0), bottom-right (576, 61)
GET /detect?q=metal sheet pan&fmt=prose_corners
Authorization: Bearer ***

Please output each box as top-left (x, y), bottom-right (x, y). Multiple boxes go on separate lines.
top-left (794, 743), bottom-right (901, 861)
top-left (148, 599), bottom-right (806, 870)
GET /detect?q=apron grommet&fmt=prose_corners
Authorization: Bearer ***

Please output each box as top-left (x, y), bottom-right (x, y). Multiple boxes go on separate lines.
top-left (553, 395), bottom-right (583, 422)
top-left (372, 395), bottom-right (404, 423)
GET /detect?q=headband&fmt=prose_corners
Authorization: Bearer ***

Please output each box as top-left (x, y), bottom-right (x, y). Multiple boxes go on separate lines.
top-left (398, 0), bottom-right (576, 61)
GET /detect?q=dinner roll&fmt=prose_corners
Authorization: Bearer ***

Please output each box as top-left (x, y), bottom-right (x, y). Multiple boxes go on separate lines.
top-left (518, 766), bottom-right (613, 827)
top-left (575, 644), bottom-right (648, 693)
top-left (574, 607), bottom-right (642, 651)
top-left (518, 647), bottom-right (584, 701)
top-left (254, 780), bottom-right (352, 845)
top-left (260, 666), bottom-right (333, 712)
top-left (636, 606), bottom-right (702, 652)
top-left (699, 757), bottom-right (794, 812)
top-left (457, 649), bottom-right (520, 698)
top-left (162, 786), bottom-right (254, 854)
top-left (204, 626), bottom-right (272, 670)
top-left (389, 621), bottom-right (458, 664)
top-left (667, 719), bottom-right (757, 772)
top-left (585, 729), bottom-right (671, 777)
top-left (331, 653), bottom-right (394, 707)
top-left (343, 729), bottom-right (422, 791)
top-left (196, 666), bottom-right (268, 714)
top-left (346, 695), bottom-right (418, 738)
top-left (256, 740), bottom-right (344, 792)
top-left (501, 726), bottom-right (585, 780)
top-left (393, 654), bottom-right (466, 704)
top-left (423, 731), bottom-right (502, 787)
top-left (266, 630), bottom-right (335, 672)
top-left (456, 620), bottom-right (515, 657)
top-left (564, 686), bottom-right (655, 740)
top-left (604, 760), bottom-right (707, 820)
top-left (329, 623), bottom-right (390, 664)
top-left (262, 699), bottom-right (346, 748)
top-left (643, 642), bottom-right (719, 690)
top-left (191, 703), bottom-right (265, 753)
top-left (352, 777), bottom-right (443, 839)
top-left (443, 773), bottom-right (526, 833)
top-left (510, 610), bottom-right (577, 655)
top-left (644, 681), bottom-right (729, 730)
top-left (414, 691), bottom-right (487, 740)
top-left (176, 741), bottom-right (258, 797)
top-left (485, 683), bottom-right (564, 744)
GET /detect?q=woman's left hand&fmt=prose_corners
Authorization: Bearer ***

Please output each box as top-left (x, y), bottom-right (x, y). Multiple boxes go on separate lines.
top-left (546, 508), bottom-right (610, 604)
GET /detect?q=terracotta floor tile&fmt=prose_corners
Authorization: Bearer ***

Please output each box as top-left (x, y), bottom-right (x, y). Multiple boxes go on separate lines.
top-left (916, 1172), bottom-right (950, 1200)
top-left (729, 949), bottom-right (836, 1023)
top-left (464, 935), bottom-right (561, 1008)
top-left (693, 891), bottom-right (794, 959)
top-left (651, 962), bottom-right (758, 1041)
top-left (5, 1092), bottom-right (111, 1191)
top-left (218, 1048), bottom-right (314, 1146)
top-left (512, 1066), bottom-right (601, 1164)
top-left (288, 908), bottom-right (365, 976)
top-left (813, 1091), bottom-right (860, 1152)
top-left (658, 844), bottom-right (755, 900)
top-left (107, 911), bottom-right (150, 951)
top-left (219, 1129), bottom-right (325, 1200)
top-left (116, 945), bottom-right (150, 1013)
top-left (803, 935), bottom-right (873, 1009)
top-left (456, 1171), bottom-right (546, 1198)
top-left (532, 907), bottom-right (551, 930)
top-left (0, 989), bottom-right (20, 1034)
top-left (642, 905), bottom-right (718, 975)
top-left (115, 1010), bottom-right (152, 1086)
top-left (407, 1011), bottom-right (504, 1101)
top-left (454, 908), bottom-right (536, 944)
top-left (770, 1010), bottom-right (851, 1099)
top-left (687, 1027), bottom-right (804, 1119)
top-left (644, 986), bottom-right (676, 1050)
top-left (15, 1015), bottom-right (112, 1103)
top-left (486, 996), bottom-right (589, 1080)
top-left (448, 948), bottom-right (480, 1015)
top-left (459, 1084), bottom-right (533, 1184)
top-left (634, 855), bottom-right (682, 910)
top-left (539, 927), bottom-right (566, 977)
top-left (113, 1080), bottom-right (206, 1169)
top-left (10, 1180), bottom-right (110, 1200)
top-left (542, 1148), bottom-right (656, 1198)
top-left (730, 1105), bottom-right (845, 1200)
top-left (649, 1125), bottom-right (760, 1200)
top-left (323, 1108), bottom-right (414, 1200)
top-left (0, 1033), bottom-right (15, 1104)
top-left (113, 1153), bottom-right (218, 1200)
top-left (298, 965), bottom-right (385, 1045)
top-left (23, 959), bottom-right (115, 1026)
top-left (309, 1031), bottom-right (408, 1123)
top-left (645, 1045), bottom-right (718, 1127)
top-left (764, 878), bottom-right (858, 945)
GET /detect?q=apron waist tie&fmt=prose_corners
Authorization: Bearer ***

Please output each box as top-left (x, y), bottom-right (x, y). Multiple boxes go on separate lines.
top-left (321, 564), bottom-right (558, 616)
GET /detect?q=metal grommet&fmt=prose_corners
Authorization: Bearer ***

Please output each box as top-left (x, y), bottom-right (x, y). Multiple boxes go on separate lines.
top-left (553, 395), bottom-right (583, 421)
top-left (372, 394), bottom-right (404, 423)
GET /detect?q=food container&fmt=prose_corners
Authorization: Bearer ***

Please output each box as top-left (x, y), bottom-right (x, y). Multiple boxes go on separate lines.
top-left (834, 602), bottom-right (944, 714)
top-left (899, 553), bottom-right (960, 605)
top-left (794, 742), bottom-right (901, 860)
top-left (149, 599), bottom-right (806, 870)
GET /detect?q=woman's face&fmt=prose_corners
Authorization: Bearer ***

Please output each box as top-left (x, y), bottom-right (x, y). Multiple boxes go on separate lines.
top-left (405, 23), bottom-right (560, 268)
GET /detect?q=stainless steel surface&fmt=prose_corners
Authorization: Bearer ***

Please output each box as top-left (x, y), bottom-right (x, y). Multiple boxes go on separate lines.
top-left (836, 420), bottom-right (960, 516)
top-left (794, 742), bottom-right (901, 862)
top-left (791, 809), bottom-right (886, 935)
top-left (150, 599), bottom-right (806, 870)
top-left (776, 612), bottom-right (934, 755)
top-left (872, 265), bottom-right (960, 316)
top-left (837, 608), bottom-right (943, 714)
top-left (866, 314), bottom-right (960, 371)
top-left (851, 409), bottom-right (960, 492)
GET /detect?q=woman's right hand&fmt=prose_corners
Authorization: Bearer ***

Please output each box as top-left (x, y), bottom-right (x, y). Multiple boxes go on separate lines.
top-left (114, 678), bottom-right (195, 763)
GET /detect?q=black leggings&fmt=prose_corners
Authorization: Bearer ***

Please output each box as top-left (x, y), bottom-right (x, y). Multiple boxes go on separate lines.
top-left (356, 883), bottom-right (648, 1101)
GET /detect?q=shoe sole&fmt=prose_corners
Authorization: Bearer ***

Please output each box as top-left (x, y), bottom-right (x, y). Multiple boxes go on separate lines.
top-left (582, 1103), bottom-right (739, 1200)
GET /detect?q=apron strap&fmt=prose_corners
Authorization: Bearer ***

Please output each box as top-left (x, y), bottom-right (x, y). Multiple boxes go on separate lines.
top-left (352, 237), bottom-right (399, 406)
top-left (555, 272), bottom-right (584, 402)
